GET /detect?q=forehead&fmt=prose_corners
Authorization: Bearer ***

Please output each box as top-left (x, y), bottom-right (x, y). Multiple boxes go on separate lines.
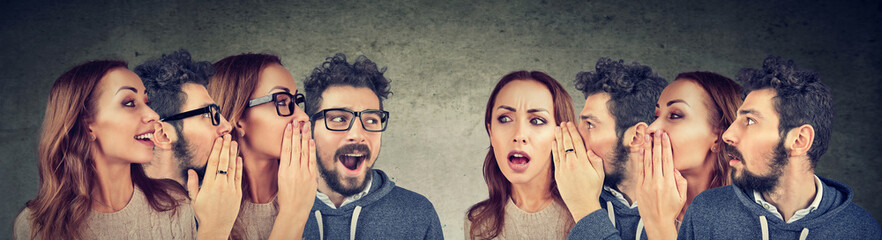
top-left (657, 79), bottom-right (710, 108)
top-left (741, 88), bottom-right (778, 116)
top-left (320, 85), bottom-right (380, 111)
top-left (255, 63), bottom-right (297, 95)
top-left (180, 83), bottom-right (216, 110)
top-left (582, 92), bottom-right (613, 120)
top-left (494, 79), bottom-right (553, 110)
top-left (98, 68), bottom-right (146, 94)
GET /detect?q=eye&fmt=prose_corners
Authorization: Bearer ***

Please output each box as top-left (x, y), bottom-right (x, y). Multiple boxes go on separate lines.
top-left (746, 118), bottom-right (756, 126)
top-left (275, 99), bottom-right (288, 106)
top-left (202, 112), bottom-right (211, 118)
top-left (585, 121), bottom-right (595, 129)
top-left (123, 100), bottom-right (135, 107)
top-left (331, 116), bottom-right (348, 123)
top-left (497, 115), bottom-right (512, 123)
top-left (529, 117), bottom-right (547, 125)
top-left (668, 113), bottom-right (682, 119)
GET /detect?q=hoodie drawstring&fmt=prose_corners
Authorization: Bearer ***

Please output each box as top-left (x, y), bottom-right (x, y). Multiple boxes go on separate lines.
top-left (636, 218), bottom-right (644, 239)
top-left (315, 210), bottom-right (324, 240)
top-left (759, 215), bottom-right (810, 240)
top-left (606, 201), bottom-right (616, 227)
top-left (350, 205), bottom-right (362, 240)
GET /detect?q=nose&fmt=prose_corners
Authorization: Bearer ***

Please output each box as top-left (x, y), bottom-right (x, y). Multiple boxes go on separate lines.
top-left (143, 106), bottom-right (160, 123)
top-left (722, 123), bottom-right (738, 146)
top-left (291, 105), bottom-right (309, 126)
top-left (647, 117), bottom-right (663, 137)
top-left (218, 115), bottom-right (232, 136)
top-left (512, 121), bottom-right (527, 144)
top-left (345, 117), bottom-right (367, 143)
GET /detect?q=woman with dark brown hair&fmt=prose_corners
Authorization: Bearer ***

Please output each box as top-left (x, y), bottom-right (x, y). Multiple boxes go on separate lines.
top-left (208, 53), bottom-right (317, 239)
top-left (465, 71), bottom-right (577, 239)
top-left (637, 71), bottom-right (743, 238)
top-left (13, 60), bottom-right (242, 240)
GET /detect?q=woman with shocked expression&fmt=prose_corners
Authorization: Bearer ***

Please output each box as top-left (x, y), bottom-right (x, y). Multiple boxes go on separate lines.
top-left (208, 53), bottom-right (318, 240)
top-left (466, 71), bottom-right (576, 239)
top-left (637, 72), bottom-right (742, 238)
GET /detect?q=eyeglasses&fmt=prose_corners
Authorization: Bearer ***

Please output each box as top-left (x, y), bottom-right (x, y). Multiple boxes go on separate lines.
top-left (248, 92), bottom-right (305, 117)
top-left (161, 104), bottom-right (222, 126)
top-left (310, 108), bottom-right (390, 132)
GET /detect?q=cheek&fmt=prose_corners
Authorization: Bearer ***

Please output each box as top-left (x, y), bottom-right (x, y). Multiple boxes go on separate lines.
top-left (530, 127), bottom-right (555, 162)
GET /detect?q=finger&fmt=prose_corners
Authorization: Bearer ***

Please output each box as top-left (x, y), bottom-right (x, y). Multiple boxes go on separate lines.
top-left (228, 140), bottom-right (239, 185)
top-left (560, 123), bottom-right (576, 158)
top-left (551, 140), bottom-right (561, 173)
top-left (309, 139), bottom-right (318, 179)
top-left (554, 126), bottom-right (565, 165)
top-left (652, 130), bottom-right (663, 179)
top-left (204, 136), bottom-right (223, 183)
top-left (636, 148), bottom-right (646, 189)
top-left (300, 123), bottom-right (310, 170)
top-left (566, 122), bottom-right (589, 165)
top-left (586, 149), bottom-right (605, 177)
top-left (280, 122), bottom-right (293, 168)
top-left (662, 131), bottom-right (675, 185)
top-left (292, 121), bottom-right (302, 168)
top-left (235, 156), bottom-right (244, 192)
top-left (216, 134), bottom-right (232, 181)
top-left (675, 169), bottom-right (688, 201)
top-left (187, 169), bottom-right (198, 200)
top-left (642, 134), bottom-right (652, 186)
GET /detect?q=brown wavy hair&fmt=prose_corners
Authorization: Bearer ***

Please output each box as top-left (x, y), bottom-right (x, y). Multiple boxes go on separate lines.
top-left (208, 53), bottom-right (284, 240)
top-left (23, 60), bottom-right (186, 240)
top-left (466, 71), bottom-right (576, 239)
top-left (674, 72), bottom-right (743, 189)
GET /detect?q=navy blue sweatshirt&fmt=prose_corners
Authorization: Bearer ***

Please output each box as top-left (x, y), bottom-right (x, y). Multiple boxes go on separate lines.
top-left (303, 169), bottom-right (444, 240)
top-left (678, 176), bottom-right (881, 239)
top-left (568, 188), bottom-right (648, 240)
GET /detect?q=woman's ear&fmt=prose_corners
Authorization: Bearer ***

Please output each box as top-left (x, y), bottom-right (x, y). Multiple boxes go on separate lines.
top-left (627, 122), bottom-right (649, 152)
top-left (236, 120), bottom-right (247, 138)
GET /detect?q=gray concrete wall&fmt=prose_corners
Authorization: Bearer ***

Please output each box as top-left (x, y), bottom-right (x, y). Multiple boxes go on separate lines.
top-left (2, 0), bottom-right (879, 238)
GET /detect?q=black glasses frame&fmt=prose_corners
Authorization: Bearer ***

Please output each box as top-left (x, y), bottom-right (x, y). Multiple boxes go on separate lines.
top-left (309, 108), bottom-right (390, 132)
top-left (247, 92), bottom-right (305, 117)
top-left (161, 104), bottom-right (221, 126)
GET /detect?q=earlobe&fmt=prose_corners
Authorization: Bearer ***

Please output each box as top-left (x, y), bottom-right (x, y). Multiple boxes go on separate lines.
top-left (235, 120), bottom-right (246, 137)
top-left (788, 124), bottom-right (815, 157)
top-left (627, 122), bottom-right (649, 152)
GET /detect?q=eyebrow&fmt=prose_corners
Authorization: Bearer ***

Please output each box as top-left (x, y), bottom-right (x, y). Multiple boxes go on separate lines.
top-left (581, 114), bottom-right (600, 122)
top-left (496, 105), bottom-right (549, 114)
top-left (738, 109), bottom-right (763, 119)
top-left (666, 99), bottom-right (690, 107)
top-left (115, 86), bottom-right (137, 95)
top-left (266, 86), bottom-right (291, 94)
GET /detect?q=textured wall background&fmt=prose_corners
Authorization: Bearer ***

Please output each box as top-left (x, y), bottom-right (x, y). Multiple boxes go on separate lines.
top-left (2, 0), bottom-right (879, 238)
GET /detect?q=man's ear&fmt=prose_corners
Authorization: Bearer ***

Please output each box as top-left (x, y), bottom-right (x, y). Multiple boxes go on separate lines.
top-left (786, 124), bottom-right (815, 158)
top-left (153, 122), bottom-right (174, 150)
top-left (627, 122), bottom-right (649, 153)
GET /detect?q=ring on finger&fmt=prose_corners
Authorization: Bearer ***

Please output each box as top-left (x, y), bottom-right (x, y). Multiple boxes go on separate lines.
top-left (565, 149), bottom-right (575, 153)
top-left (218, 170), bottom-right (228, 174)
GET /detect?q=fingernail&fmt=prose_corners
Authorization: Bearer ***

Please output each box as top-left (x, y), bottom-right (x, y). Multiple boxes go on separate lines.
top-left (286, 122), bottom-right (292, 131)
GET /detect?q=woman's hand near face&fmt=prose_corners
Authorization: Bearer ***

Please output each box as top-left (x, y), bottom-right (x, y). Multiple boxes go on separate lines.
top-left (636, 130), bottom-right (687, 240)
top-left (188, 134), bottom-right (243, 240)
top-left (269, 121), bottom-right (318, 240)
top-left (552, 122), bottom-right (605, 222)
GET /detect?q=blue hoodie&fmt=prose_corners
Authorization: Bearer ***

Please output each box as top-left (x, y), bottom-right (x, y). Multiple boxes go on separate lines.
top-left (567, 188), bottom-right (648, 240)
top-left (678, 176), bottom-right (881, 240)
top-left (303, 169), bottom-right (444, 240)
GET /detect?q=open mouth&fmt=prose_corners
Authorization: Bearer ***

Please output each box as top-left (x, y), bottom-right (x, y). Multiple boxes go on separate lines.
top-left (134, 131), bottom-right (155, 146)
top-left (339, 153), bottom-right (366, 171)
top-left (507, 151), bottom-right (531, 172)
top-left (726, 145), bottom-right (743, 166)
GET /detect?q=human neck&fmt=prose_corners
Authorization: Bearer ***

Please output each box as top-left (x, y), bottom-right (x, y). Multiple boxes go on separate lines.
top-left (91, 154), bottom-right (135, 213)
top-left (242, 151), bottom-right (280, 204)
top-left (145, 149), bottom-right (185, 185)
top-left (678, 155), bottom-right (715, 220)
top-left (761, 163), bottom-right (817, 222)
top-left (510, 170), bottom-right (554, 213)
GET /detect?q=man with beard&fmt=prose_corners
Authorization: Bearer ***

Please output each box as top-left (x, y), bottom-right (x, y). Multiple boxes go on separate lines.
top-left (678, 56), bottom-right (881, 239)
top-left (301, 53), bottom-right (443, 239)
top-left (136, 50), bottom-right (233, 185)
top-left (557, 58), bottom-right (667, 239)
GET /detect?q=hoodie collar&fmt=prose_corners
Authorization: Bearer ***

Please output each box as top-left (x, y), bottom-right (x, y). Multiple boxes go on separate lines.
top-left (752, 175), bottom-right (824, 223)
top-left (316, 178), bottom-right (373, 209)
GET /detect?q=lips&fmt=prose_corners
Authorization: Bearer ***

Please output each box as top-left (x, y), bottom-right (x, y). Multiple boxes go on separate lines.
top-left (334, 144), bottom-right (371, 173)
top-left (340, 152), bottom-right (366, 170)
top-left (507, 150), bottom-right (531, 173)
top-left (134, 130), bottom-right (155, 147)
top-left (726, 144), bottom-right (743, 166)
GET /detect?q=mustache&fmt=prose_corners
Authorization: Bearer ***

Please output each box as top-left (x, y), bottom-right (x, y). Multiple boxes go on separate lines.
top-left (725, 144), bottom-right (743, 161)
top-left (333, 143), bottom-right (371, 160)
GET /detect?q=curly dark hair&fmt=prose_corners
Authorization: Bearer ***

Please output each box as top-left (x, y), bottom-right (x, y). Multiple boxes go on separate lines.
top-left (303, 53), bottom-right (392, 118)
top-left (574, 57), bottom-right (668, 139)
top-left (737, 56), bottom-right (832, 168)
top-left (134, 49), bottom-right (214, 132)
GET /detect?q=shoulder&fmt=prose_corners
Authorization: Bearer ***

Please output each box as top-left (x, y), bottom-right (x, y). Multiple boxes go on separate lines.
top-left (690, 185), bottom-right (737, 209)
top-left (385, 186), bottom-right (437, 210)
top-left (839, 203), bottom-right (881, 229)
top-left (14, 207), bottom-right (34, 240)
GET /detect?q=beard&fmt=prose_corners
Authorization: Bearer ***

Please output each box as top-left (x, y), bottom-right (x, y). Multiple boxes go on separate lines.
top-left (730, 140), bottom-right (788, 194)
top-left (603, 141), bottom-right (630, 189)
top-left (317, 143), bottom-right (374, 197)
top-left (174, 136), bottom-right (205, 183)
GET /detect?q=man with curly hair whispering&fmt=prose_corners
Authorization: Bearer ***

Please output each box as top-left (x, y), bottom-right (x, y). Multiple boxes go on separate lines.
top-left (678, 56), bottom-right (881, 239)
top-left (301, 53), bottom-right (443, 239)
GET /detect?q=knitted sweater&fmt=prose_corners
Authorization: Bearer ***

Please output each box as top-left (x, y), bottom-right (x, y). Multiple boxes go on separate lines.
top-left (236, 197), bottom-right (279, 240)
top-left (464, 198), bottom-right (575, 239)
top-left (678, 176), bottom-right (881, 240)
top-left (14, 187), bottom-right (196, 240)
top-left (303, 169), bottom-right (443, 239)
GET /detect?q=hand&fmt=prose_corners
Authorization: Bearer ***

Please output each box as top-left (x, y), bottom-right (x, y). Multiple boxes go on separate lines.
top-left (269, 121), bottom-right (318, 240)
top-left (188, 134), bottom-right (243, 240)
top-left (552, 122), bottom-right (604, 222)
top-left (635, 130), bottom-right (687, 239)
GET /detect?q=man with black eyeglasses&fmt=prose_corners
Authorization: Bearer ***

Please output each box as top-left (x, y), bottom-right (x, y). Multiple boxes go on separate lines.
top-left (136, 50), bottom-right (233, 185)
top-left (301, 53), bottom-right (443, 239)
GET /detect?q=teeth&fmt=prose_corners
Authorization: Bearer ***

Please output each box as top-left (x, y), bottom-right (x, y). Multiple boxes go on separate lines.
top-left (344, 153), bottom-right (364, 157)
top-left (135, 133), bottom-right (153, 140)
top-left (513, 154), bottom-right (524, 158)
